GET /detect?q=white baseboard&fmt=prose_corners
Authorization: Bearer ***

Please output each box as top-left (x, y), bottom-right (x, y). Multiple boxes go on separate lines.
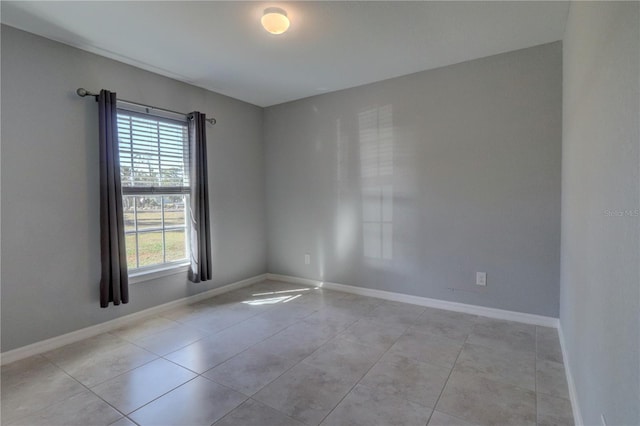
top-left (557, 324), bottom-right (584, 426)
top-left (266, 273), bottom-right (559, 328)
top-left (0, 273), bottom-right (267, 366)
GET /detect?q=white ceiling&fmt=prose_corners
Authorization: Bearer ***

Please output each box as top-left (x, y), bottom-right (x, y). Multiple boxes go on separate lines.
top-left (1, 1), bottom-right (569, 107)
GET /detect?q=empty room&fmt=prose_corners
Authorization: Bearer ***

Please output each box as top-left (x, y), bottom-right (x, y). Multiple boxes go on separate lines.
top-left (1, 1), bottom-right (638, 426)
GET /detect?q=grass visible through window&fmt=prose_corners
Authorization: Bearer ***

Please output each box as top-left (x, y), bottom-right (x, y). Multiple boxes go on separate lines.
top-left (124, 207), bottom-right (188, 269)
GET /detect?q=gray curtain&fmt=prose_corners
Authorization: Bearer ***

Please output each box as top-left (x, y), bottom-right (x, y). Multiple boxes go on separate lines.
top-left (188, 112), bottom-right (212, 282)
top-left (98, 90), bottom-right (129, 307)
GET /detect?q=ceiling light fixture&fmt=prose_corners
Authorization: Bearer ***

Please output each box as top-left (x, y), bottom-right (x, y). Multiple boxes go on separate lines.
top-left (261, 7), bottom-right (290, 35)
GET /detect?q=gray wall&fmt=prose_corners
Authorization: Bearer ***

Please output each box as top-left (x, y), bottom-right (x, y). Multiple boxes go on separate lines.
top-left (1, 25), bottom-right (267, 352)
top-left (265, 42), bottom-right (562, 317)
top-left (560, 2), bottom-right (639, 425)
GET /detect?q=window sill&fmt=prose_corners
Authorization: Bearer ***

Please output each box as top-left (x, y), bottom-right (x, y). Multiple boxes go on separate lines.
top-left (129, 262), bottom-right (190, 284)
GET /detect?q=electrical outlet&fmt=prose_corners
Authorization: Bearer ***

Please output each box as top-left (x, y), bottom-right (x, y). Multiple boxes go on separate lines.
top-left (476, 272), bottom-right (487, 286)
top-left (304, 254), bottom-right (311, 265)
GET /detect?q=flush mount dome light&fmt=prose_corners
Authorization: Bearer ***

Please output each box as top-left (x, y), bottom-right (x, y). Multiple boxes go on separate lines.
top-left (261, 7), bottom-right (290, 35)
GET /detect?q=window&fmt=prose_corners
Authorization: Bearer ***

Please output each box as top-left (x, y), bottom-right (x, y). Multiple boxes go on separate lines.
top-left (117, 109), bottom-right (190, 275)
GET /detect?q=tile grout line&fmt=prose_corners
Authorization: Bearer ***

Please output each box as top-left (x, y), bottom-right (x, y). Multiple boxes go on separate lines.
top-left (122, 415), bottom-right (140, 426)
top-left (39, 359), bottom-right (132, 423)
top-left (151, 292), bottom-right (341, 423)
top-left (126, 294), bottom-right (312, 373)
top-left (188, 291), bottom-right (372, 425)
top-left (260, 306), bottom-right (385, 423)
top-left (197, 311), bottom-right (319, 379)
top-left (233, 309), bottom-right (372, 423)
top-left (193, 304), bottom-right (322, 374)
top-left (172, 302), bottom-right (276, 331)
top-left (158, 290), bottom-right (287, 333)
top-left (40, 343), bottom-right (198, 424)
top-left (314, 320), bottom-right (413, 426)
top-left (424, 318), bottom-right (475, 425)
top-left (1, 358), bottom-right (91, 425)
top-left (54, 334), bottom-right (161, 386)
top-left (161, 324), bottom-right (306, 376)
top-left (190, 295), bottom-right (330, 421)
top-left (213, 300), bottom-right (385, 425)
top-left (123, 376), bottom-right (202, 420)
top-left (18, 287), bottom-right (300, 424)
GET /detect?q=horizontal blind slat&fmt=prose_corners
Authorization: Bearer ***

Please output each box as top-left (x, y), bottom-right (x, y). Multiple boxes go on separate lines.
top-left (122, 187), bottom-right (190, 194)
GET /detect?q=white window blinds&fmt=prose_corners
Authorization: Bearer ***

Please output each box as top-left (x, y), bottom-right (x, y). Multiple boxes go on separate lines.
top-left (117, 110), bottom-right (189, 193)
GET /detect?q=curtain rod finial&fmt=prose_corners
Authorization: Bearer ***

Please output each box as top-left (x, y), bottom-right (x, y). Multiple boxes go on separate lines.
top-left (77, 88), bottom-right (98, 97)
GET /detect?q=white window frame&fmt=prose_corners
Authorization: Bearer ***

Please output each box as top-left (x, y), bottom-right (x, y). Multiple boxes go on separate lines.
top-left (117, 105), bottom-right (191, 283)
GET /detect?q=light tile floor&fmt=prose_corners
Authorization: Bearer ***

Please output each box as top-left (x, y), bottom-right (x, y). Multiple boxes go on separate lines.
top-left (1, 280), bottom-right (574, 426)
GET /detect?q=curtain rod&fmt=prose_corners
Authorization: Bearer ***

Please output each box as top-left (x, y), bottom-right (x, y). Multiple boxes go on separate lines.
top-left (76, 88), bottom-right (216, 125)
